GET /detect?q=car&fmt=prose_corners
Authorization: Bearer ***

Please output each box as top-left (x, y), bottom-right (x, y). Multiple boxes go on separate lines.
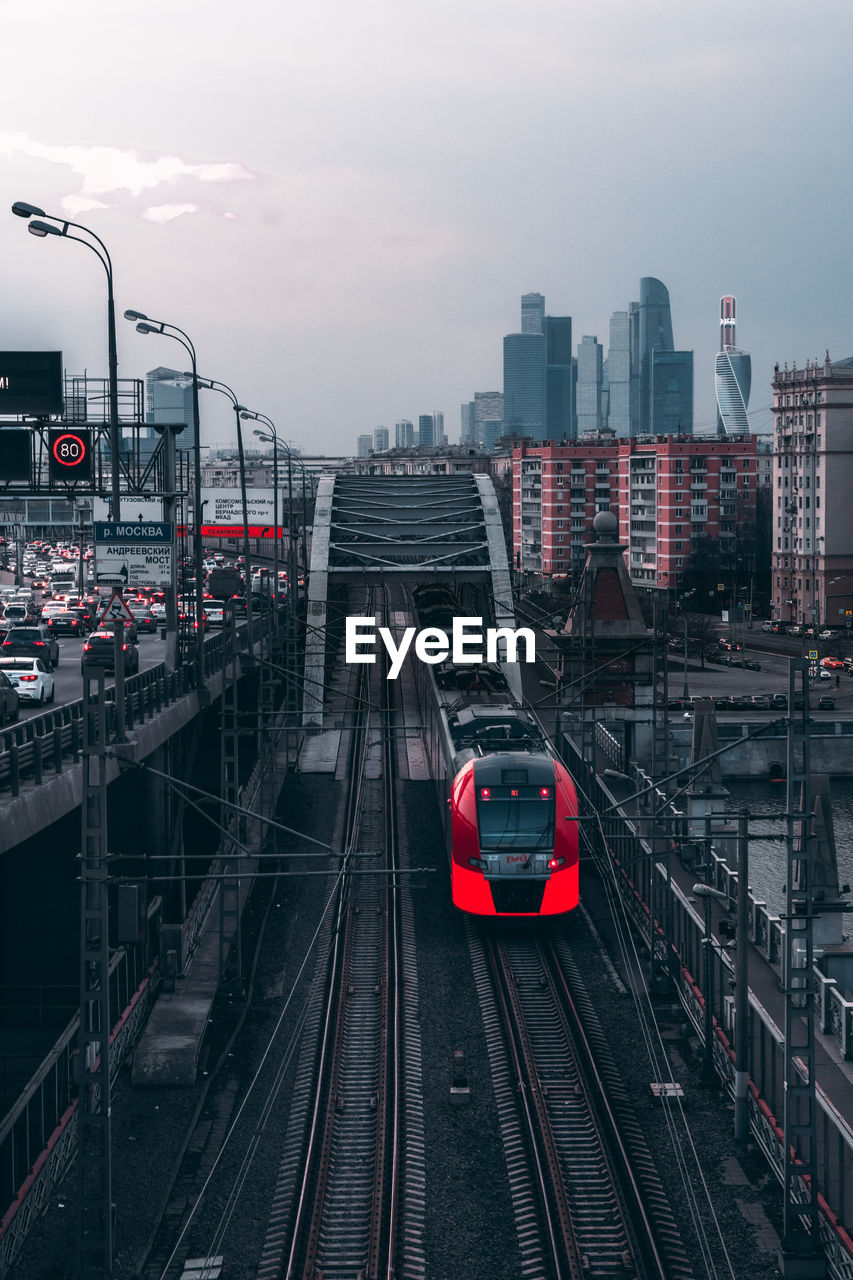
top-left (202, 600), bottom-right (232, 627)
top-left (80, 631), bottom-right (140, 676)
top-left (743, 658), bottom-right (762, 671)
top-left (45, 610), bottom-right (87, 637)
top-left (1, 603), bottom-right (36, 627)
top-left (819, 629), bottom-right (836, 640)
top-left (818, 669), bottom-right (833, 681)
top-left (818, 696), bottom-right (836, 710)
top-left (821, 657), bottom-right (844, 669)
top-left (127, 604), bottom-right (158, 634)
top-left (0, 669), bottom-right (19, 724)
top-left (772, 693), bottom-right (788, 708)
top-left (149, 601), bottom-right (167, 620)
top-left (0, 657), bottom-right (55, 705)
top-left (789, 625), bottom-right (802, 636)
top-left (750, 695), bottom-right (773, 710)
top-left (1, 625), bottom-right (60, 668)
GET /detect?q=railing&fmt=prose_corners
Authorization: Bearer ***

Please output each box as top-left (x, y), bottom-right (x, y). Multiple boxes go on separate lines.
top-left (0, 615), bottom-right (272, 797)
top-left (0, 944), bottom-right (156, 1278)
top-left (560, 734), bottom-right (853, 1276)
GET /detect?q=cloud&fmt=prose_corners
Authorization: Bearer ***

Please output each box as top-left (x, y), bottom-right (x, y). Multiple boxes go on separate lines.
top-left (142, 203), bottom-right (201, 225)
top-left (0, 131), bottom-right (255, 218)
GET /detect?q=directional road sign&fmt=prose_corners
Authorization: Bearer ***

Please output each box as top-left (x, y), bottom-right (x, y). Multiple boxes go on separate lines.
top-left (94, 521), bottom-right (173, 588)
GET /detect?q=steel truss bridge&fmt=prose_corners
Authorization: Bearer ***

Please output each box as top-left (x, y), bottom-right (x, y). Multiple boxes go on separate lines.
top-left (302, 473), bottom-right (518, 724)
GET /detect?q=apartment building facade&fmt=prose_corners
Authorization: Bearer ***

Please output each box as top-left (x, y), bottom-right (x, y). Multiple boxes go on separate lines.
top-left (771, 354), bottom-right (853, 626)
top-left (514, 433), bottom-right (759, 592)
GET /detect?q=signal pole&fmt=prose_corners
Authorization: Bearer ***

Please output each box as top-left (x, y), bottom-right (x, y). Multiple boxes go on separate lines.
top-left (77, 669), bottom-right (113, 1278)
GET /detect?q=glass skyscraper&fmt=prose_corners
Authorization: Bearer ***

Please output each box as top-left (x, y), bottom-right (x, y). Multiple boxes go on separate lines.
top-left (606, 311), bottom-right (631, 436)
top-left (545, 316), bottom-right (573, 440)
top-left (714, 295), bottom-right (751, 435)
top-left (650, 350), bottom-right (693, 435)
top-left (521, 292), bottom-right (545, 334)
top-left (636, 278), bottom-right (693, 435)
top-left (503, 333), bottom-right (546, 436)
top-left (576, 336), bottom-right (604, 434)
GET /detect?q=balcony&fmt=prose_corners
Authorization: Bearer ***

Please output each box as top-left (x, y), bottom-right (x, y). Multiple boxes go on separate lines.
top-left (689, 462), bottom-right (708, 473)
top-left (690, 480), bottom-right (708, 491)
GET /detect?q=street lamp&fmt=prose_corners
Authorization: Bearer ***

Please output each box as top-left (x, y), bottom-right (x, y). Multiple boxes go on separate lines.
top-left (12, 201), bottom-right (121, 519)
top-left (125, 312), bottom-right (206, 696)
top-left (187, 376), bottom-right (254, 652)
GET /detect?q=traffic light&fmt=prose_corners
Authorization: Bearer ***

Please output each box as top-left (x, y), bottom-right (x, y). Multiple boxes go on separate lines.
top-left (48, 428), bottom-right (92, 482)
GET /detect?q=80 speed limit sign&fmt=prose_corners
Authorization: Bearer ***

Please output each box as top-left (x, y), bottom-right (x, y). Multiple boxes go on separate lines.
top-left (48, 428), bottom-right (92, 481)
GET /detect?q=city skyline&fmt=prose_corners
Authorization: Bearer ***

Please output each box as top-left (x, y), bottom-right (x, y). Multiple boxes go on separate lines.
top-left (2, 1), bottom-right (851, 455)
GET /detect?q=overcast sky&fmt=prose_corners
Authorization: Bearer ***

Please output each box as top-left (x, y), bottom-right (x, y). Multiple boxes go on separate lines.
top-left (3, 0), bottom-right (852, 455)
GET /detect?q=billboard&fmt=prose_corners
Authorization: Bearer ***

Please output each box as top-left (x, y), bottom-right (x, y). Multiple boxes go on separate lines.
top-left (0, 430), bottom-right (32, 481)
top-left (199, 487), bottom-right (277, 536)
top-left (0, 352), bottom-right (63, 416)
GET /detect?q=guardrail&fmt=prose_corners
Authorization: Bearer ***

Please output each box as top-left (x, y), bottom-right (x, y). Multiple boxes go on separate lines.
top-left (0, 616), bottom-right (272, 797)
top-left (0, 943), bottom-right (155, 1279)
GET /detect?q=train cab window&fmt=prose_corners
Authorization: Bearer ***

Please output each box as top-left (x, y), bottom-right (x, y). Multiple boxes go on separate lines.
top-left (476, 785), bottom-right (555, 852)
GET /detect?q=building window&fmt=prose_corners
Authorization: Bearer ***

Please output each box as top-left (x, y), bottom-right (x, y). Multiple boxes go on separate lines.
top-left (675, 557), bottom-right (682, 567)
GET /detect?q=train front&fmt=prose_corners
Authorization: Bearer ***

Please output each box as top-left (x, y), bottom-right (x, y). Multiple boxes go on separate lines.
top-left (449, 752), bottom-right (579, 917)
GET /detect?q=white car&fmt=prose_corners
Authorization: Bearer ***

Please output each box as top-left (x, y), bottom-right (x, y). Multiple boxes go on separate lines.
top-left (203, 600), bottom-right (231, 626)
top-left (149, 602), bottom-right (167, 620)
top-left (0, 656), bottom-right (56, 704)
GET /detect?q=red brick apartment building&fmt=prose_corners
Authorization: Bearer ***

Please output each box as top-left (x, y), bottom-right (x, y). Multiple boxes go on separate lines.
top-left (514, 434), bottom-right (759, 592)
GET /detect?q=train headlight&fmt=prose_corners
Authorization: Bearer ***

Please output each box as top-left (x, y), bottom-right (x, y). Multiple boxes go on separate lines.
top-left (468, 857), bottom-right (485, 870)
top-left (548, 856), bottom-right (566, 870)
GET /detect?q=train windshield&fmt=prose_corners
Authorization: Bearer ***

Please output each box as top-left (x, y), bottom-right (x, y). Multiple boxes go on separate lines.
top-left (476, 785), bottom-right (555, 852)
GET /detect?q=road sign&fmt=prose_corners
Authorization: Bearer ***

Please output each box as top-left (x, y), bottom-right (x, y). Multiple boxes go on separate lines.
top-left (49, 428), bottom-right (92, 482)
top-left (94, 521), bottom-right (173, 588)
top-left (717, 583), bottom-right (725, 592)
top-left (98, 591), bottom-right (135, 625)
top-left (808, 649), bottom-right (818, 660)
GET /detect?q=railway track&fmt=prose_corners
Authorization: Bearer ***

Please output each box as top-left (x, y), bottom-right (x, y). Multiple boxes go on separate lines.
top-left (258, 585), bottom-right (425, 1280)
top-left (469, 922), bottom-right (694, 1280)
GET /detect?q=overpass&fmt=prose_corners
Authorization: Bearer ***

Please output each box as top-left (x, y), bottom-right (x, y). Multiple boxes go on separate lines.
top-left (302, 473), bottom-right (517, 724)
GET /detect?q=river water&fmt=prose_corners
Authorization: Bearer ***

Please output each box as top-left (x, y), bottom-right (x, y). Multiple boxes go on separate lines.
top-left (723, 778), bottom-right (853, 944)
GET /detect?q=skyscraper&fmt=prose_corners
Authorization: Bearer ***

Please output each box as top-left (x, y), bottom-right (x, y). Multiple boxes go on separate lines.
top-left (649, 350), bottom-right (693, 435)
top-left (373, 426), bottom-right (389, 453)
top-left (357, 433), bottom-right (373, 457)
top-left (145, 366), bottom-right (194, 450)
top-left (521, 292), bottom-right (545, 334)
top-left (460, 402), bottom-right (476, 446)
top-left (503, 333), bottom-right (546, 436)
top-left (396, 419), bottom-right (415, 449)
top-left (606, 311), bottom-right (631, 436)
top-left (545, 316), bottom-right (573, 440)
top-left (474, 391), bottom-right (504, 445)
top-left (637, 277), bottom-right (693, 435)
top-left (418, 413), bottom-right (437, 447)
top-left (715, 295), bottom-right (751, 435)
top-left (576, 336), bottom-right (604, 434)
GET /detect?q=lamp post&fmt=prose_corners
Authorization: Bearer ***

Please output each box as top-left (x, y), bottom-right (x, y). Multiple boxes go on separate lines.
top-left (187, 377), bottom-right (254, 652)
top-left (692, 810), bottom-right (749, 1132)
top-left (250, 422), bottom-right (290, 617)
top-left (12, 202), bottom-right (121, 520)
top-left (14, 201), bottom-right (122, 1278)
top-left (124, 312), bottom-right (206, 697)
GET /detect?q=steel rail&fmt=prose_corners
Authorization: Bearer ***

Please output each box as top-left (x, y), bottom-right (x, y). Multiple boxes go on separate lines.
top-left (483, 932), bottom-right (584, 1280)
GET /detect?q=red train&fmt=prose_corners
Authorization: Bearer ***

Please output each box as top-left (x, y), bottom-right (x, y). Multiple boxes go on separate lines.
top-left (412, 587), bottom-right (580, 918)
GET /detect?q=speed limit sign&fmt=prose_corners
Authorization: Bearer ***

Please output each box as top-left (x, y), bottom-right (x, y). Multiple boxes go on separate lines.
top-left (48, 428), bottom-right (92, 481)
